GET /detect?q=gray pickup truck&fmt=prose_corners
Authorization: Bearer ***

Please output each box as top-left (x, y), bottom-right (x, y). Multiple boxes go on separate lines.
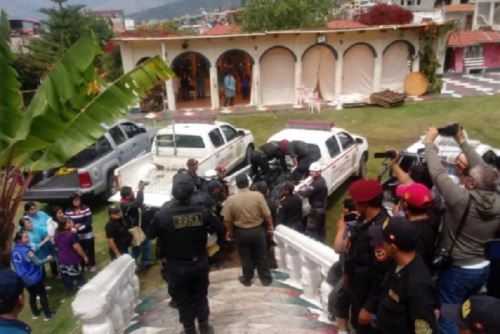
top-left (24, 120), bottom-right (156, 203)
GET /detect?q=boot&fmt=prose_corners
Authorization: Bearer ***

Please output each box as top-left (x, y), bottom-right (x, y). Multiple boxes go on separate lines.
top-left (199, 320), bottom-right (215, 334)
top-left (180, 325), bottom-right (196, 334)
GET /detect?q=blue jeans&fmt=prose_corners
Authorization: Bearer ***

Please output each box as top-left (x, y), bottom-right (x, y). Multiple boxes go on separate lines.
top-left (132, 239), bottom-right (152, 270)
top-left (437, 265), bottom-right (490, 334)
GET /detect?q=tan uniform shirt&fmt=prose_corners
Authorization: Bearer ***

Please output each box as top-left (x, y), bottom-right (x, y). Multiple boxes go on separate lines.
top-left (222, 188), bottom-right (271, 231)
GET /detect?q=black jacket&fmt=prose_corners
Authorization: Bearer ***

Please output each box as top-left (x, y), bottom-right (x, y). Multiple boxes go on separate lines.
top-left (298, 176), bottom-right (327, 209)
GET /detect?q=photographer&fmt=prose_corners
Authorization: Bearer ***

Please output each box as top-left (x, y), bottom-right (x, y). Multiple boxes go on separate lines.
top-left (424, 126), bottom-right (500, 334)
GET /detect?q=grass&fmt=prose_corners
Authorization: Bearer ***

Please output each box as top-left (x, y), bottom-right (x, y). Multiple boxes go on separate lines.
top-left (19, 95), bottom-right (500, 333)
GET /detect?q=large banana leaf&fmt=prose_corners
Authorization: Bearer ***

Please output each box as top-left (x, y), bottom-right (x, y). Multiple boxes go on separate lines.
top-left (0, 10), bottom-right (24, 151)
top-left (1, 31), bottom-right (173, 171)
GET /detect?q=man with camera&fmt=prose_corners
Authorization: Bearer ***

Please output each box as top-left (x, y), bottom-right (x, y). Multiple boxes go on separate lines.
top-left (424, 125), bottom-right (500, 334)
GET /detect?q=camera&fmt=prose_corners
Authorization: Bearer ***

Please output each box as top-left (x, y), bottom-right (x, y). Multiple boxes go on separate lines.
top-left (437, 123), bottom-right (460, 137)
top-left (374, 150), bottom-right (397, 159)
top-left (432, 248), bottom-right (452, 268)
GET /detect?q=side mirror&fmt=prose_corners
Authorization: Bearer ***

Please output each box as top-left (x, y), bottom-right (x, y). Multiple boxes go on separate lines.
top-left (139, 128), bottom-right (147, 133)
top-left (355, 138), bottom-right (363, 144)
top-left (238, 130), bottom-right (245, 137)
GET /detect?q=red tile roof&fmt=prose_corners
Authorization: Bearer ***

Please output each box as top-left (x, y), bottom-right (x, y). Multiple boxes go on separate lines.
top-left (117, 29), bottom-right (176, 38)
top-left (444, 3), bottom-right (475, 12)
top-left (448, 30), bottom-right (500, 47)
top-left (201, 24), bottom-right (241, 36)
top-left (325, 20), bottom-right (366, 29)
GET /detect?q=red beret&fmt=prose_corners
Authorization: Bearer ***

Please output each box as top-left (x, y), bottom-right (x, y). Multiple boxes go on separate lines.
top-left (348, 179), bottom-right (383, 203)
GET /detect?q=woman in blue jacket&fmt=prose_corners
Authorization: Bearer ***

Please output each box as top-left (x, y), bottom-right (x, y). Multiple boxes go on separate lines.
top-left (11, 231), bottom-right (53, 321)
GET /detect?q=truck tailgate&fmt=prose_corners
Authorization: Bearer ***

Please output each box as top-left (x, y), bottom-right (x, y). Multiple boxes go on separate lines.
top-left (24, 172), bottom-right (80, 201)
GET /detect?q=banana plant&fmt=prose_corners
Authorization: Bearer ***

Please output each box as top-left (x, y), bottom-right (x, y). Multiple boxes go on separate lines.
top-left (0, 10), bottom-right (174, 267)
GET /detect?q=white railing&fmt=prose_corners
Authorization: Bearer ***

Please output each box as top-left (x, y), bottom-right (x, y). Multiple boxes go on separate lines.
top-left (273, 225), bottom-right (339, 322)
top-left (72, 255), bottom-right (140, 334)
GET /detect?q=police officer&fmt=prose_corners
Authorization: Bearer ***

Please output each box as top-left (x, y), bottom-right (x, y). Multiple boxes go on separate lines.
top-left (277, 181), bottom-right (303, 232)
top-left (343, 179), bottom-right (389, 334)
top-left (288, 140), bottom-right (321, 182)
top-left (186, 158), bottom-right (203, 190)
top-left (250, 140), bottom-right (288, 183)
top-left (375, 217), bottom-right (439, 334)
top-left (297, 162), bottom-right (327, 241)
top-left (147, 174), bottom-right (217, 334)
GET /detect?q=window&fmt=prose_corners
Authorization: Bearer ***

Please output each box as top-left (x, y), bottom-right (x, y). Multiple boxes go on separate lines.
top-left (65, 136), bottom-right (113, 168)
top-left (109, 126), bottom-right (126, 145)
top-left (338, 132), bottom-right (354, 150)
top-left (221, 125), bottom-right (238, 142)
top-left (155, 134), bottom-right (205, 148)
top-left (120, 122), bottom-right (143, 139)
top-left (208, 129), bottom-right (224, 148)
top-left (326, 136), bottom-right (341, 158)
top-left (464, 45), bottom-right (483, 58)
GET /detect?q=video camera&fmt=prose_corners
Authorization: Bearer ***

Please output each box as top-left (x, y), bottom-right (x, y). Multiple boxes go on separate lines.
top-left (374, 150), bottom-right (397, 159)
top-left (437, 123), bottom-right (461, 137)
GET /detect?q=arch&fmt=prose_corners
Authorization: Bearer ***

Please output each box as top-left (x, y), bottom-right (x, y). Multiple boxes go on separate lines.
top-left (383, 40), bottom-right (416, 56)
top-left (342, 43), bottom-right (375, 96)
top-left (301, 43), bottom-right (338, 60)
top-left (343, 42), bottom-right (377, 58)
top-left (260, 47), bottom-right (296, 105)
top-left (216, 48), bottom-right (255, 65)
top-left (259, 45), bottom-right (297, 63)
top-left (381, 41), bottom-right (412, 92)
top-left (136, 57), bottom-right (151, 66)
top-left (170, 51), bottom-right (211, 68)
top-left (302, 44), bottom-right (337, 101)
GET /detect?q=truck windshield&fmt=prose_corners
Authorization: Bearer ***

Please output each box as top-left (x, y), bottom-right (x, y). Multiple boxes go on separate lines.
top-left (156, 134), bottom-right (205, 148)
top-left (65, 136), bottom-right (113, 168)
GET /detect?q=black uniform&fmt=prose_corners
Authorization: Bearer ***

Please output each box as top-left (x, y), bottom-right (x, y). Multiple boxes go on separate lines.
top-left (147, 199), bottom-right (217, 329)
top-left (344, 210), bottom-right (389, 334)
top-left (250, 141), bottom-right (287, 183)
top-left (298, 175), bottom-right (327, 241)
top-left (277, 193), bottom-right (303, 232)
top-left (290, 141), bottom-right (321, 181)
top-left (411, 218), bottom-right (437, 271)
top-left (187, 170), bottom-right (203, 190)
top-left (378, 255), bottom-right (439, 334)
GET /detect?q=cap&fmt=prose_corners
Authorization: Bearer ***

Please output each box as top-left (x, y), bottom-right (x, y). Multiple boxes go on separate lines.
top-left (280, 139), bottom-right (289, 152)
top-left (396, 182), bottom-right (432, 209)
top-left (108, 205), bottom-right (121, 215)
top-left (0, 269), bottom-right (24, 314)
top-left (309, 162), bottom-right (322, 172)
top-left (383, 216), bottom-right (417, 251)
top-left (203, 169), bottom-right (217, 180)
top-left (216, 166), bottom-right (226, 174)
top-left (187, 158), bottom-right (198, 167)
top-left (441, 295), bottom-right (500, 333)
top-left (172, 173), bottom-right (195, 201)
top-left (348, 179), bottom-right (383, 203)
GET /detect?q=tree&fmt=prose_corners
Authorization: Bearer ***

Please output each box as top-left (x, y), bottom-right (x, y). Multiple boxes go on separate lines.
top-left (357, 4), bottom-right (413, 26)
top-left (240, 0), bottom-right (337, 32)
top-left (29, 0), bottom-right (114, 69)
top-left (0, 10), bottom-right (174, 268)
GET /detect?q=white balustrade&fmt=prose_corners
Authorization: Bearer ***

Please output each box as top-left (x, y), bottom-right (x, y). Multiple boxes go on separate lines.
top-left (72, 254), bottom-right (140, 334)
top-left (273, 225), bottom-right (339, 321)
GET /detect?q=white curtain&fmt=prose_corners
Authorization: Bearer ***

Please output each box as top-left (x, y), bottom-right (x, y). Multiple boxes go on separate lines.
top-left (342, 44), bottom-right (374, 97)
top-left (302, 45), bottom-right (336, 101)
top-left (261, 48), bottom-right (295, 105)
top-left (381, 42), bottom-right (411, 92)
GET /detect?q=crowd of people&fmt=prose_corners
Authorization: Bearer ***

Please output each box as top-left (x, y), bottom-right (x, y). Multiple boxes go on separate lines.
top-left (1, 124), bottom-right (500, 334)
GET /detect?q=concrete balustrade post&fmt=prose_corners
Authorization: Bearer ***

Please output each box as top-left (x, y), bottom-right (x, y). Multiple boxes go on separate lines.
top-left (300, 256), bottom-right (321, 306)
top-left (285, 245), bottom-right (302, 287)
top-left (273, 237), bottom-right (287, 269)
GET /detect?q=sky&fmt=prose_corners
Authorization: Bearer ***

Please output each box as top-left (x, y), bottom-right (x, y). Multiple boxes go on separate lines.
top-left (0, 0), bottom-right (174, 19)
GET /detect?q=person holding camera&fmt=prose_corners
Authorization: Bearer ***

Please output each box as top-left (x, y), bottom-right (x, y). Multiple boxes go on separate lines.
top-left (424, 126), bottom-right (500, 334)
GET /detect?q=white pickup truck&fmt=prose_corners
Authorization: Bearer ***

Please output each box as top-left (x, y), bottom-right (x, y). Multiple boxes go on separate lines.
top-left (110, 116), bottom-right (255, 207)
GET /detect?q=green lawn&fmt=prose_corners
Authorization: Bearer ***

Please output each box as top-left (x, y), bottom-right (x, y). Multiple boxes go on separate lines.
top-left (20, 95), bottom-right (500, 333)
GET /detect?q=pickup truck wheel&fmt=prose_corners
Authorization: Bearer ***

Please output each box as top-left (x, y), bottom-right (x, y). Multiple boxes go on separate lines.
top-left (245, 145), bottom-right (254, 166)
top-left (357, 154), bottom-right (367, 179)
top-left (101, 172), bottom-right (116, 202)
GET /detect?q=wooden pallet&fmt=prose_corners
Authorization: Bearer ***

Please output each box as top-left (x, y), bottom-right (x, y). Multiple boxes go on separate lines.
top-left (370, 90), bottom-right (407, 108)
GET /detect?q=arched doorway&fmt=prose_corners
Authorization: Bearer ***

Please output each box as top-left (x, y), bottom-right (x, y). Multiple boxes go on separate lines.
top-left (302, 44), bottom-right (337, 101)
top-left (217, 49), bottom-right (254, 107)
top-left (381, 41), bottom-right (414, 92)
top-left (136, 57), bottom-right (166, 113)
top-left (171, 52), bottom-right (211, 109)
top-left (342, 43), bottom-right (376, 97)
top-left (260, 46), bottom-right (296, 105)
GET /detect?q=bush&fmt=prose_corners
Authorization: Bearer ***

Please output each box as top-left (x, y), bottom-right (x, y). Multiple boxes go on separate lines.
top-left (358, 4), bottom-right (413, 25)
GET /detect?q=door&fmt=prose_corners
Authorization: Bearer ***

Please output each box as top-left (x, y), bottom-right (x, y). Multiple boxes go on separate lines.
top-left (220, 124), bottom-right (244, 170)
top-left (120, 122), bottom-right (149, 155)
top-left (337, 131), bottom-right (357, 181)
top-left (325, 136), bottom-right (344, 192)
top-left (208, 128), bottom-right (226, 169)
top-left (108, 125), bottom-right (134, 164)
